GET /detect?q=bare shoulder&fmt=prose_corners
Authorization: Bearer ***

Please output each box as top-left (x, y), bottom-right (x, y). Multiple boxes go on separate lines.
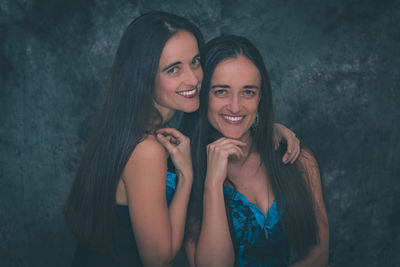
top-left (123, 135), bottom-right (168, 180)
top-left (132, 135), bottom-right (168, 161)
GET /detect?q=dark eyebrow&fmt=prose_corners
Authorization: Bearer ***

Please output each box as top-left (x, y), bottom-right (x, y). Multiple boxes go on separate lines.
top-left (162, 61), bottom-right (181, 72)
top-left (211, 84), bottom-right (230, 89)
top-left (243, 85), bottom-right (260, 89)
top-left (211, 85), bottom-right (259, 90)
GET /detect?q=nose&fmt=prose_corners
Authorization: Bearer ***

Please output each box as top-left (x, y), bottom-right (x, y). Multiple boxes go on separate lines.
top-left (185, 67), bottom-right (200, 86)
top-left (227, 94), bottom-right (241, 114)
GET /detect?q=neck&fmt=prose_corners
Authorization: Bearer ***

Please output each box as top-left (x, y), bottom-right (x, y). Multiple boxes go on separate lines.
top-left (153, 102), bottom-right (176, 126)
top-left (240, 131), bottom-right (253, 156)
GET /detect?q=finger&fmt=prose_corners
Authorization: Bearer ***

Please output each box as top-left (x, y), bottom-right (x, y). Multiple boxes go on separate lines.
top-left (223, 146), bottom-right (244, 160)
top-left (274, 138), bottom-right (280, 151)
top-left (290, 142), bottom-right (301, 164)
top-left (164, 135), bottom-right (179, 146)
top-left (211, 137), bottom-right (228, 145)
top-left (286, 135), bottom-right (296, 154)
top-left (217, 143), bottom-right (245, 159)
top-left (157, 133), bottom-right (180, 146)
top-left (282, 153), bottom-right (289, 164)
top-left (287, 151), bottom-right (296, 164)
top-left (229, 151), bottom-right (243, 160)
top-left (211, 137), bottom-right (247, 147)
top-left (292, 139), bottom-right (301, 163)
top-left (282, 132), bottom-right (299, 164)
top-left (156, 133), bottom-right (177, 153)
top-left (282, 148), bottom-right (293, 164)
top-left (273, 123), bottom-right (283, 145)
top-left (287, 139), bottom-right (299, 164)
top-left (226, 144), bottom-right (245, 159)
top-left (238, 147), bottom-right (245, 159)
top-left (218, 138), bottom-right (247, 147)
top-left (282, 148), bottom-right (290, 164)
top-left (156, 128), bottom-right (188, 143)
top-left (273, 130), bottom-right (281, 151)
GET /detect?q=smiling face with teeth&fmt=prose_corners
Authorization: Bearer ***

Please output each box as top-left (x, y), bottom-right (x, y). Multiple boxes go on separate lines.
top-left (154, 30), bottom-right (203, 122)
top-left (208, 55), bottom-right (261, 143)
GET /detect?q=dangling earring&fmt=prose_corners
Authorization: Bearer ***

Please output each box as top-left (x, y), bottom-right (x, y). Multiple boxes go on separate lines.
top-left (252, 113), bottom-right (259, 130)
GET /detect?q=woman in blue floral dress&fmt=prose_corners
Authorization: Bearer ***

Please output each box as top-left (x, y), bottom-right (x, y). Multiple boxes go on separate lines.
top-left (185, 35), bottom-right (329, 267)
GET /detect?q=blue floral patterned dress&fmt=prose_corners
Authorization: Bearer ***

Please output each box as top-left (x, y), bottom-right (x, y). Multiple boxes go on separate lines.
top-left (165, 170), bottom-right (177, 205)
top-left (223, 186), bottom-right (289, 267)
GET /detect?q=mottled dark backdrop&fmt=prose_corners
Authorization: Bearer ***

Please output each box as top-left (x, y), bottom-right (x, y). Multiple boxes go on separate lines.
top-left (1, 0), bottom-right (399, 266)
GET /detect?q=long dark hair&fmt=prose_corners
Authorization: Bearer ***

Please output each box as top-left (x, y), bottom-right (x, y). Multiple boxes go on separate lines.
top-left (64, 11), bottom-right (204, 254)
top-left (185, 35), bottom-right (319, 261)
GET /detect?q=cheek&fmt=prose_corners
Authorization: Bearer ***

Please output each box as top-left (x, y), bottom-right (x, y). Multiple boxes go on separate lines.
top-left (154, 76), bottom-right (174, 98)
top-left (246, 99), bottom-right (260, 122)
top-left (196, 68), bottom-right (204, 84)
top-left (250, 101), bottom-right (260, 113)
top-left (249, 97), bottom-right (261, 113)
top-left (154, 74), bottom-right (164, 94)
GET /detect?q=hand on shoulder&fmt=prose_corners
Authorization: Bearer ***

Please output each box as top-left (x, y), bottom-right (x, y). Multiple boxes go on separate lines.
top-left (156, 128), bottom-right (193, 181)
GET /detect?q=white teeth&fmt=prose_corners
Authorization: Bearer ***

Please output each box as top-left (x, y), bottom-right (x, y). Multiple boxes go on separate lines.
top-left (222, 115), bottom-right (244, 122)
top-left (177, 88), bottom-right (197, 96)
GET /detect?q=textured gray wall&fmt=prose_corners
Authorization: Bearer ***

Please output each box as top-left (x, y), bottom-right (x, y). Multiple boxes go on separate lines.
top-left (1, 0), bottom-right (399, 266)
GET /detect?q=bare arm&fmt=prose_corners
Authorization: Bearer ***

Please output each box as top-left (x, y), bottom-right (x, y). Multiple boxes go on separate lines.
top-left (156, 128), bottom-right (194, 257)
top-left (290, 149), bottom-right (329, 267)
top-left (123, 135), bottom-right (192, 266)
top-left (193, 138), bottom-right (246, 267)
top-left (195, 178), bottom-right (235, 267)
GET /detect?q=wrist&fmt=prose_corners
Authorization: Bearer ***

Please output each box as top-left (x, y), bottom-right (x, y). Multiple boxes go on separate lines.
top-left (176, 170), bottom-right (193, 185)
top-left (204, 176), bottom-right (224, 190)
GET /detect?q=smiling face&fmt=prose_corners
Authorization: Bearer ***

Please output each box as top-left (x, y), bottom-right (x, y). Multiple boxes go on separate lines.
top-left (208, 55), bottom-right (261, 143)
top-left (154, 30), bottom-right (203, 122)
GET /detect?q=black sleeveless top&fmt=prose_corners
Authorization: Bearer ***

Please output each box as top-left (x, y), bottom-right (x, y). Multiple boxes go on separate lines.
top-left (72, 205), bottom-right (142, 266)
top-left (72, 170), bottom-right (177, 266)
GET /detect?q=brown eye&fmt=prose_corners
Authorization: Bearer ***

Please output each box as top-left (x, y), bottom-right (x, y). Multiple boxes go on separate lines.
top-left (191, 56), bottom-right (201, 67)
top-left (242, 89), bottom-right (256, 97)
top-left (213, 89), bottom-right (227, 96)
top-left (167, 66), bottom-right (179, 74)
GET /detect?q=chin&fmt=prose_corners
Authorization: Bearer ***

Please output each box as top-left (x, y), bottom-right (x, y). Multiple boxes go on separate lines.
top-left (219, 127), bottom-right (251, 141)
top-left (181, 102), bottom-right (200, 113)
top-left (220, 131), bottom-right (242, 140)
